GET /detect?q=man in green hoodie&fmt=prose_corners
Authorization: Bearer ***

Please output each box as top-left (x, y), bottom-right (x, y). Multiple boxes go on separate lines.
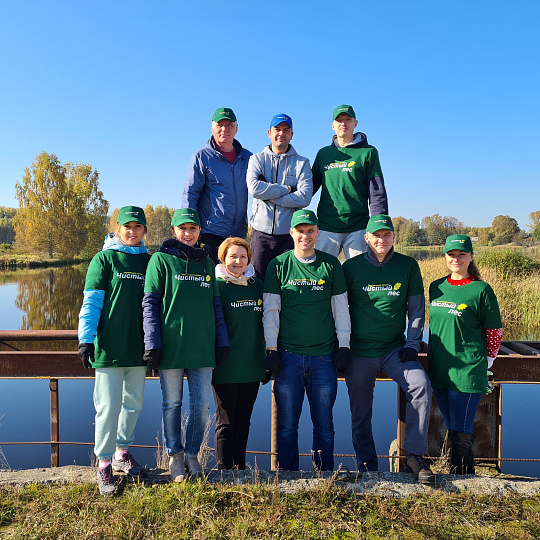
top-left (312, 104), bottom-right (388, 260)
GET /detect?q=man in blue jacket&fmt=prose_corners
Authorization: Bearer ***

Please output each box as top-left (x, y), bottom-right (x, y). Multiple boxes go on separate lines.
top-left (246, 113), bottom-right (313, 280)
top-left (182, 107), bottom-right (252, 263)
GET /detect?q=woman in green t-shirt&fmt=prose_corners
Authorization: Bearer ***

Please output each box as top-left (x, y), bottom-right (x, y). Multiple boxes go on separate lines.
top-left (78, 205), bottom-right (151, 496)
top-left (428, 235), bottom-right (502, 475)
top-left (142, 209), bottom-right (230, 482)
top-left (212, 237), bottom-right (266, 469)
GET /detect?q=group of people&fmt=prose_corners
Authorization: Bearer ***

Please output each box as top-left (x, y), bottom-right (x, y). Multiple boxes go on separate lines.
top-left (78, 105), bottom-right (502, 496)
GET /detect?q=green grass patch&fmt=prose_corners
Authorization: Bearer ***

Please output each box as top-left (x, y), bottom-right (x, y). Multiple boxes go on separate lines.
top-left (1, 482), bottom-right (540, 539)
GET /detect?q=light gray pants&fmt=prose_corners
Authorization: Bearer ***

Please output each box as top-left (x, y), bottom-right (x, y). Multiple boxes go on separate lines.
top-left (344, 347), bottom-right (432, 471)
top-left (315, 229), bottom-right (367, 260)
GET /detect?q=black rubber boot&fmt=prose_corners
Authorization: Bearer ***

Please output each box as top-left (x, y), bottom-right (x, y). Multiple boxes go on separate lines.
top-left (450, 431), bottom-right (475, 475)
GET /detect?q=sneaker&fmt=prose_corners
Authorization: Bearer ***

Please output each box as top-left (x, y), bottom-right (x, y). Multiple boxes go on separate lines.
top-left (185, 454), bottom-right (203, 479)
top-left (112, 451), bottom-right (146, 478)
top-left (97, 464), bottom-right (117, 496)
top-left (169, 452), bottom-right (187, 482)
top-left (404, 453), bottom-right (436, 485)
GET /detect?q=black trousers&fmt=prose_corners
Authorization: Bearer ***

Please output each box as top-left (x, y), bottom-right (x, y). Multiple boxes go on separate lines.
top-left (250, 229), bottom-right (293, 281)
top-left (200, 233), bottom-right (226, 265)
top-left (212, 382), bottom-right (260, 470)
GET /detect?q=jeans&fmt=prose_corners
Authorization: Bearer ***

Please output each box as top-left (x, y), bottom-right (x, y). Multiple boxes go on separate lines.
top-left (273, 348), bottom-right (337, 471)
top-left (93, 366), bottom-right (146, 461)
top-left (432, 387), bottom-right (482, 434)
top-left (345, 348), bottom-right (432, 471)
top-left (212, 381), bottom-right (260, 469)
top-left (315, 229), bottom-right (367, 260)
top-left (159, 367), bottom-right (213, 456)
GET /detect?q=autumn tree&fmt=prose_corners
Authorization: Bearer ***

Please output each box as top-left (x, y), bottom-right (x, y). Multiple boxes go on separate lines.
top-left (391, 216), bottom-right (408, 244)
top-left (491, 215), bottom-right (519, 245)
top-left (527, 211), bottom-right (540, 233)
top-left (534, 224), bottom-right (540, 243)
top-left (14, 152), bottom-right (109, 258)
top-left (145, 205), bottom-right (175, 247)
top-left (0, 207), bottom-right (16, 244)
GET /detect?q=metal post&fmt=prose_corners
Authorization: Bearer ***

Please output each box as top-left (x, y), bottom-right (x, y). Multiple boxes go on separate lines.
top-left (397, 385), bottom-right (407, 472)
top-left (271, 380), bottom-right (278, 471)
top-left (50, 378), bottom-right (59, 467)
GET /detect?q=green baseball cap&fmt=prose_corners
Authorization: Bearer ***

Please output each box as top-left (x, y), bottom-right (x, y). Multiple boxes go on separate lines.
top-left (117, 205), bottom-right (146, 226)
top-left (366, 214), bottom-right (394, 234)
top-left (171, 208), bottom-right (201, 227)
top-left (444, 234), bottom-right (473, 253)
top-left (212, 107), bottom-right (237, 123)
top-left (291, 209), bottom-right (319, 228)
top-left (332, 104), bottom-right (356, 120)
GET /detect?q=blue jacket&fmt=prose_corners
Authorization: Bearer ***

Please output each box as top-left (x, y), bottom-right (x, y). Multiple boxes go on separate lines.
top-left (182, 137), bottom-right (252, 238)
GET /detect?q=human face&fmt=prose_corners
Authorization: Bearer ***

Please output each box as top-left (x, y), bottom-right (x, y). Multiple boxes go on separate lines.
top-left (172, 223), bottom-right (201, 246)
top-left (117, 221), bottom-right (146, 246)
top-left (331, 113), bottom-right (358, 141)
top-left (365, 229), bottom-right (395, 261)
top-left (224, 244), bottom-right (249, 277)
top-left (445, 250), bottom-right (473, 279)
top-left (211, 119), bottom-right (238, 149)
top-left (290, 224), bottom-right (319, 256)
top-left (268, 122), bottom-right (293, 154)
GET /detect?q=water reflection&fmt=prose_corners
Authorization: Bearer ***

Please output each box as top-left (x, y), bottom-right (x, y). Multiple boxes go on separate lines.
top-left (13, 265), bottom-right (87, 330)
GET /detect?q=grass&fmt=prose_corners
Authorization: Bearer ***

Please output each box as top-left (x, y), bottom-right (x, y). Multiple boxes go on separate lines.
top-left (1, 481), bottom-right (540, 539)
top-left (418, 255), bottom-right (540, 340)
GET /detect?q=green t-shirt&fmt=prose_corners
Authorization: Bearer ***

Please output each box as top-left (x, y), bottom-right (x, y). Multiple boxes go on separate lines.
top-left (312, 144), bottom-right (383, 233)
top-left (212, 278), bottom-right (266, 385)
top-left (144, 252), bottom-right (218, 370)
top-left (428, 277), bottom-right (502, 393)
top-left (84, 249), bottom-right (151, 368)
top-left (264, 249), bottom-right (347, 356)
top-left (343, 252), bottom-right (424, 358)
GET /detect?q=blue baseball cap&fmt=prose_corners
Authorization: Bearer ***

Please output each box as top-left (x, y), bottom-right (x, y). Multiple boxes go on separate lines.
top-left (270, 114), bottom-right (293, 129)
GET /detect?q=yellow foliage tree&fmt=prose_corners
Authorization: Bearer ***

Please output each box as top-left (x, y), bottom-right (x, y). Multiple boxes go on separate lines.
top-left (14, 152), bottom-right (109, 258)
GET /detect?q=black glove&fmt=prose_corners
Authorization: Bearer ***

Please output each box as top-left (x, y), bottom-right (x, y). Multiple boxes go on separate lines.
top-left (143, 349), bottom-right (162, 370)
top-left (261, 371), bottom-right (273, 385)
top-left (289, 185), bottom-right (297, 193)
top-left (215, 346), bottom-right (230, 366)
top-left (257, 173), bottom-right (266, 182)
top-left (333, 347), bottom-right (352, 372)
top-left (398, 347), bottom-right (418, 363)
top-left (264, 349), bottom-right (283, 375)
top-left (78, 343), bottom-right (94, 369)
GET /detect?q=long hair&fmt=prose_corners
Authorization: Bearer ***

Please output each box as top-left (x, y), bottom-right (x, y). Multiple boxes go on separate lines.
top-left (468, 256), bottom-right (482, 280)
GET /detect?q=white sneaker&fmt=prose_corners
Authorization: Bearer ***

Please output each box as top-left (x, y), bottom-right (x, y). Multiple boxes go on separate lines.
top-left (185, 454), bottom-right (203, 479)
top-left (169, 452), bottom-right (187, 482)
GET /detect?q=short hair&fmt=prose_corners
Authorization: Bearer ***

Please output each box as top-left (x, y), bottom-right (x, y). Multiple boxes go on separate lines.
top-left (218, 237), bottom-right (252, 264)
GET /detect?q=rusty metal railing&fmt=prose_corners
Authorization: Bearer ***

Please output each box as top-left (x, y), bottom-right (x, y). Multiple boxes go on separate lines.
top-left (1, 331), bottom-right (540, 471)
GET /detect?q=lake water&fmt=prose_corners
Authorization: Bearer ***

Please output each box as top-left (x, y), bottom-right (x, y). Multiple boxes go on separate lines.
top-left (1, 265), bottom-right (539, 476)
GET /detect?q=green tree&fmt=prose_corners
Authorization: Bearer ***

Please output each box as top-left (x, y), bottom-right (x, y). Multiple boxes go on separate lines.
top-left (491, 215), bottom-right (519, 245)
top-left (391, 216), bottom-right (408, 244)
top-left (533, 223), bottom-right (540, 243)
top-left (14, 152), bottom-right (109, 258)
top-left (0, 207), bottom-right (16, 244)
top-left (420, 214), bottom-right (446, 245)
top-left (402, 219), bottom-right (422, 245)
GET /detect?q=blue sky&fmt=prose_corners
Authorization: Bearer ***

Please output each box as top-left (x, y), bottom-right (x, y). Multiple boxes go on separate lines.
top-left (1, 1), bottom-right (538, 229)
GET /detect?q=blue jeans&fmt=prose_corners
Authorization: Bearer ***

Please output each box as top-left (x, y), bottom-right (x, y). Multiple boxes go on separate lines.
top-left (159, 368), bottom-right (212, 456)
top-left (345, 348), bottom-right (432, 471)
top-left (273, 348), bottom-right (337, 471)
top-left (432, 387), bottom-right (482, 434)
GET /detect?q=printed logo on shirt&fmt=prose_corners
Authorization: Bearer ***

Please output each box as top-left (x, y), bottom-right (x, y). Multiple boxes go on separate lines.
top-left (431, 300), bottom-right (468, 316)
top-left (116, 272), bottom-right (145, 282)
top-left (287, 278), bottom-right (326, 291)
top-left (324, 160), bottom-right (356, 173)
top-left (174, 274), bottom-right (211, 288)
top-left (362, 282), bottom-right (402, 296)
top-left (230, 299), bottom-right (263, 312)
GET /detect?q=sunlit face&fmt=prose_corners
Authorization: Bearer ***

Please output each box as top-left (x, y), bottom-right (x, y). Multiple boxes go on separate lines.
top-left (445, 249), bottom-right (473, 277)
top-left (117, 221), bottom-right (146, 246)
top-left (172, 223), bottom-right (201, 246)
top-left (268, 122), bottom-right (293, 153)
top-left (365, 229), bottom-right (395, 257)
top-left (211, 119), bottom-right (238, 148)
top-left (331, 113), bottom-right (358, 139)
top-left (290, 224), bottom-right (319, 254)
top-left (225, 244), bottom-right (249, 277)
